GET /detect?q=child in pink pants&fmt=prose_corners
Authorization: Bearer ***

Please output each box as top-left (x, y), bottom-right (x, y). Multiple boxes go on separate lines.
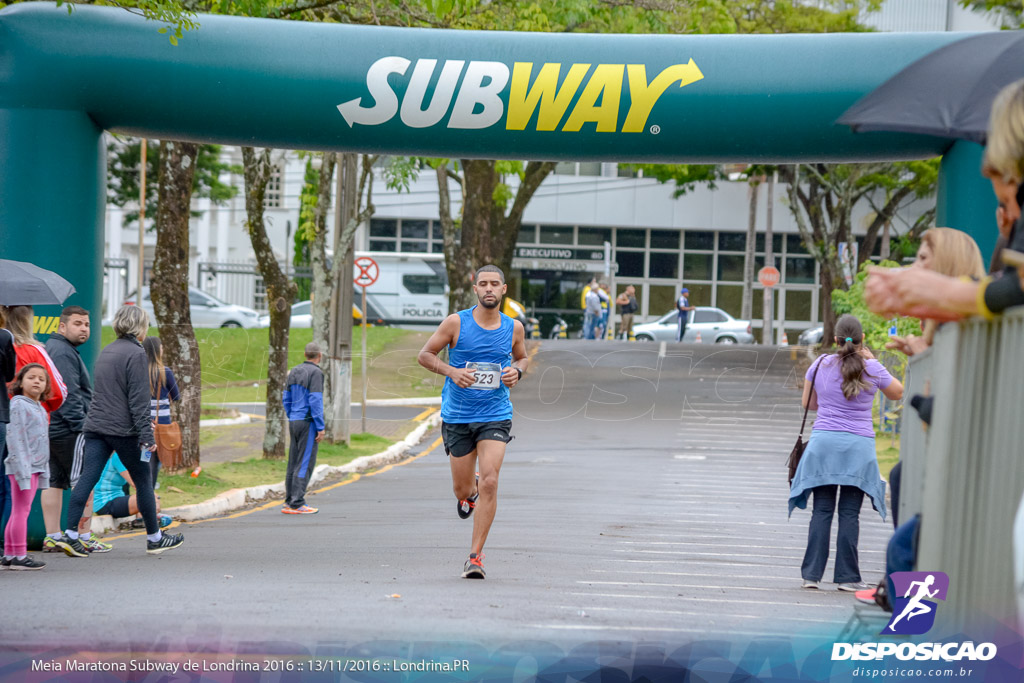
top-left (4, 363), bottom-right (51, 570)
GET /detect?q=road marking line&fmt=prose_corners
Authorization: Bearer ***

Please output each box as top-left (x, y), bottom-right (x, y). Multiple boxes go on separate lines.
top-left (412, 407), bottom-right (437, 422)
top-left (658, 342), bottom-right (666, 358)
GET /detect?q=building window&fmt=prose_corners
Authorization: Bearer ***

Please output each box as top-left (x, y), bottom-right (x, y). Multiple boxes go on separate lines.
top-left (518, 224), bottom-right (537, 244)
top-left (617, 229), bottom-right (646, 249)
top-left (786, 234), bottom-right (810, 255)
top-left (684, 230), bottom-right (714, 251)
top-left (264, 165), bottom-right (284, 208)
top-left (649, 252), bottom-right (679, 279)
top-left (684, 283), bottom-right (712, 307)
top-left (683, 253), bottom-right (713, 281)
top-left (717, 254), bottom-right (746, 282)
top-left (615, 251), bottom-right (644, 278)
top-left (578, 227), bottom-right (611, 246)
top-left (785, 257), bottom-right (816, 284)
top-left (554, 162), bottom-right (577, 176)
top-left (540, 225), bottom-right (573, 245)
top-left (577, 162), bottom-right (602, 176)
top-left (400, 241), bottom-right (429, 253)
top-left (650, 230), bottom-right (680, 250)
top-left (718, 232), bottom-right (746, 252)
top-left (401, 219), bottom-right (429, 240)
top-left (369, 240), bottom-right (397, 252)
top-left (715, 285), bottom-right (762, 319)
top-left (785, 289), bottom-right (813, 320)
top-left (648, 285), bottom-right (677, 316)
top-left (370, 219), bottom-right (397, 238)
top-left (756, 234), bottom-right (783, 253)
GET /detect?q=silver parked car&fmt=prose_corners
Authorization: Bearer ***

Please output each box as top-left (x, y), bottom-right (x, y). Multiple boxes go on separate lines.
top-left (797, 325), bottom-right (824, 346)
top-left (125, 286), bottom-right (261, 328)
top-left (258, 300), bottom-right (366, 328)
top-left (632, 306), bottom-right (754, 344)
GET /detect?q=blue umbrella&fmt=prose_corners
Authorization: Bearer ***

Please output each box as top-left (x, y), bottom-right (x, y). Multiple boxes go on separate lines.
top-left (0, 259), bottom-right (76, 306)
top-left (838, 31), bottom-right (1024, 144)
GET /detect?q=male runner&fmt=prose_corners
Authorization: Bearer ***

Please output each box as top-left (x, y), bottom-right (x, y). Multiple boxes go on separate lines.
top-left (417, 265), bottom-right (528, 579)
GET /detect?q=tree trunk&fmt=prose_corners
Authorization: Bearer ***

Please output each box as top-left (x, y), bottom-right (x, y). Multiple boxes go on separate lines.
top-left (741, 179), bottom-right (759, 321)
top-left (310, 153), bottom-right (336, 357)
top-left (438, 160), bottom-right (555, 313)
top-left (242, 147), bottom-right (296, 460)
top-left (151, 140), bottom-right (201, 472)
top-left (820, 263), bottom-right (839, 347)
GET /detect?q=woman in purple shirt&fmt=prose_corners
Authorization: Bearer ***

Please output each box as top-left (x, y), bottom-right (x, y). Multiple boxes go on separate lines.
top-left (789, 314), bottom-right (904, 592)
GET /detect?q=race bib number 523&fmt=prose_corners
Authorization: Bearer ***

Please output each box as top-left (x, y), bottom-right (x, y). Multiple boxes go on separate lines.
top-left (466, 362), bottom-right (501, 390)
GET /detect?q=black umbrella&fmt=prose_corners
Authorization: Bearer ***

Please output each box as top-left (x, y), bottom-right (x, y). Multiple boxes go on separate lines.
top-left (0, 259), bottom-right (76, 306)
top-left (837, 31), bottom-right (1024, 144)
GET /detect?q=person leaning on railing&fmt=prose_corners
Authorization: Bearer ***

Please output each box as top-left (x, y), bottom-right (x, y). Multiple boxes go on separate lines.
top-left (865, 79), bottom-right (1024, 320)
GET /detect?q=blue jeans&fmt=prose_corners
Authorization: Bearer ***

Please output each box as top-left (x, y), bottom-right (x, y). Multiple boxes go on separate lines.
top-left (582, 311), bottom-right (597, 339)
top-left (801, 484), bottom-right (865, 583)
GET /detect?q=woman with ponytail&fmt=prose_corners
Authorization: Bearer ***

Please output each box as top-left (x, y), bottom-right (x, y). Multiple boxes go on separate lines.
top-left (788, 314), bottom-right (904, 592)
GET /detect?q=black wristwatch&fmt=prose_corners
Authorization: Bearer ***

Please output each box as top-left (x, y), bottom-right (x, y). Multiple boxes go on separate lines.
top-left (515, 367), bottom-right (522, 381)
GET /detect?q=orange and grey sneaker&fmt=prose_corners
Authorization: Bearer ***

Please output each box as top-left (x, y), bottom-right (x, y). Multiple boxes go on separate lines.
top-left (283, 505), bottom-right (318, 515)
top-left (462, 553), bottom-right (485, 579)
top-left (457, 473), bottom-right (480, 519)
top-left (457, 492), bottom-right (479, 519)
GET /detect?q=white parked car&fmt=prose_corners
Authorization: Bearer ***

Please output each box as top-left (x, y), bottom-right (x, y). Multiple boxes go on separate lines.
top-left (258, 300), bottom-right (365, 328)
top-left (125, 287), bottom-right (261, 328)
top-left (632, 306), bottom-right (755, 344)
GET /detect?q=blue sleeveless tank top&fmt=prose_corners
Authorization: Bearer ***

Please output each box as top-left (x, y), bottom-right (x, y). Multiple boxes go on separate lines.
top-left (441, 307), bottom-right (514, 423)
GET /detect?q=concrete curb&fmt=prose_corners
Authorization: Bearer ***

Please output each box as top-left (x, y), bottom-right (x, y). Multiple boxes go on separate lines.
top-left (199, 415), bottom-right (252, 427)
top-left (156, 412), bottom-right (442, 523)
top-left (208, 396), bottom-right (442, 408)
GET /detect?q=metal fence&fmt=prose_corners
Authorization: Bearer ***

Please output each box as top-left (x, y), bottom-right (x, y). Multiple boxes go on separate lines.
top-left (196, 260), bottom-right (313, 313)
top-left (905, 308), bottom-right (1024, 630)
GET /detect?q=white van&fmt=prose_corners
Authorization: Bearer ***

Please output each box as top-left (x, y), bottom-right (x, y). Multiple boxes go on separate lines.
top-left (356, 251), bottom-right (448, 329)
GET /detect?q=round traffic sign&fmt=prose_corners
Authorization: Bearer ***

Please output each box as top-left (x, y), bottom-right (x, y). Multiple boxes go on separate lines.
top-left (758, 266), bottom-right (781, 288)
top-left (353, 256), bottom-right (379, 287)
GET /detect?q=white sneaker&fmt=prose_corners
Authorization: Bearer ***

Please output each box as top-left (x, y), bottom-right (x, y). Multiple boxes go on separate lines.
top-left (838, 581), bottom-right (870, 592)
top-left (802, 580), bottom-right (820, 589)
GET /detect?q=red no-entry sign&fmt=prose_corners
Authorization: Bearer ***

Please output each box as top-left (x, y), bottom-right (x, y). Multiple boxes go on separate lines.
top-left (354, 256), bottom-right (379, 287)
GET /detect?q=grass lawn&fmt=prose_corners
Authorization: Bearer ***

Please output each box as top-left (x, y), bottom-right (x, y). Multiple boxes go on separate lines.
top-left (876, 434), bottom-right (900, 481)
top-left (158, 433), bottom-right (392, 508)
top-left (100, 325), bottom-right (443, 403)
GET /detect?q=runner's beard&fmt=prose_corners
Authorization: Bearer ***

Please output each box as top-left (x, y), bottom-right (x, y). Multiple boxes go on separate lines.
top-left (478, 294), bottom-right (500, 309)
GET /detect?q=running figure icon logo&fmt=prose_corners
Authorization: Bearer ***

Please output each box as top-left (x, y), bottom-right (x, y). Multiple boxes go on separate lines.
top-left (883, 571), bottom-right (950, 635)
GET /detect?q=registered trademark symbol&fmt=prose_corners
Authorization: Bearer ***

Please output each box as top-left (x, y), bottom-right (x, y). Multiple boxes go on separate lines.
top-left (650, 124), bottom-right (661, 135)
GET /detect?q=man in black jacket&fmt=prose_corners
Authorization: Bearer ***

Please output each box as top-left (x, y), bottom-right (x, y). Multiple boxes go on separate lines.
top-left (42, 306), bottom-right (109, 556)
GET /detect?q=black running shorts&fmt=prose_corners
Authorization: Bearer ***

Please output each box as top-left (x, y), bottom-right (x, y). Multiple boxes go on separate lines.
top-left (441, 420), bottom-right (513, 458)
top-left (48, 433), bottom-right (84, 490)
top-left (96, 496), bottom-right (131, 519)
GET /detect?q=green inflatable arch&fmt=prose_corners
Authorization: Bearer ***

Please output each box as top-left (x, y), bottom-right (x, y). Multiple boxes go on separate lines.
top-left (0, 2), bottom-right (993, 365)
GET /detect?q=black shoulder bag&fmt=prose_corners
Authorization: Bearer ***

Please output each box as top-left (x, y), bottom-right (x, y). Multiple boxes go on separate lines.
top-left (787, 358), bottom-right (822, 485)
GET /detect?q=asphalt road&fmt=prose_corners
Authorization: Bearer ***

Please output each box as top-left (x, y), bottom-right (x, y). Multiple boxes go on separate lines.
top-left (1, 341), bottom-right (893, 665)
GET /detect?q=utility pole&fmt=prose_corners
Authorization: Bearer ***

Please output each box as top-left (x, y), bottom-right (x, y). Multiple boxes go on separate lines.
top-left (326, 154), bottom-right (356, 445)
top-left (762, 170), bottom-right (776, 344)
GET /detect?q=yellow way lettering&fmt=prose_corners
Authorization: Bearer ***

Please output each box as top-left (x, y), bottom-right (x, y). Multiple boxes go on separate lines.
top-left (506, 62), bottom-right (590, 131)
top-left (32, 317), bottom-right (60, 335)
top-left (622, 60), bottom-right (704, 133)
top-left (562, 64), bottom-right (625, 133)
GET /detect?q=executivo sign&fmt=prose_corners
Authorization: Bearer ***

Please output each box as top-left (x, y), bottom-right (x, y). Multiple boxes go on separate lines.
top-left (337, 58), bottom-right (704, 133)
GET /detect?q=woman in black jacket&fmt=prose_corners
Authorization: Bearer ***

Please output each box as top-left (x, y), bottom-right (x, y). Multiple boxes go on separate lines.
top-left (60, 305), bottom-right (184, 555)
